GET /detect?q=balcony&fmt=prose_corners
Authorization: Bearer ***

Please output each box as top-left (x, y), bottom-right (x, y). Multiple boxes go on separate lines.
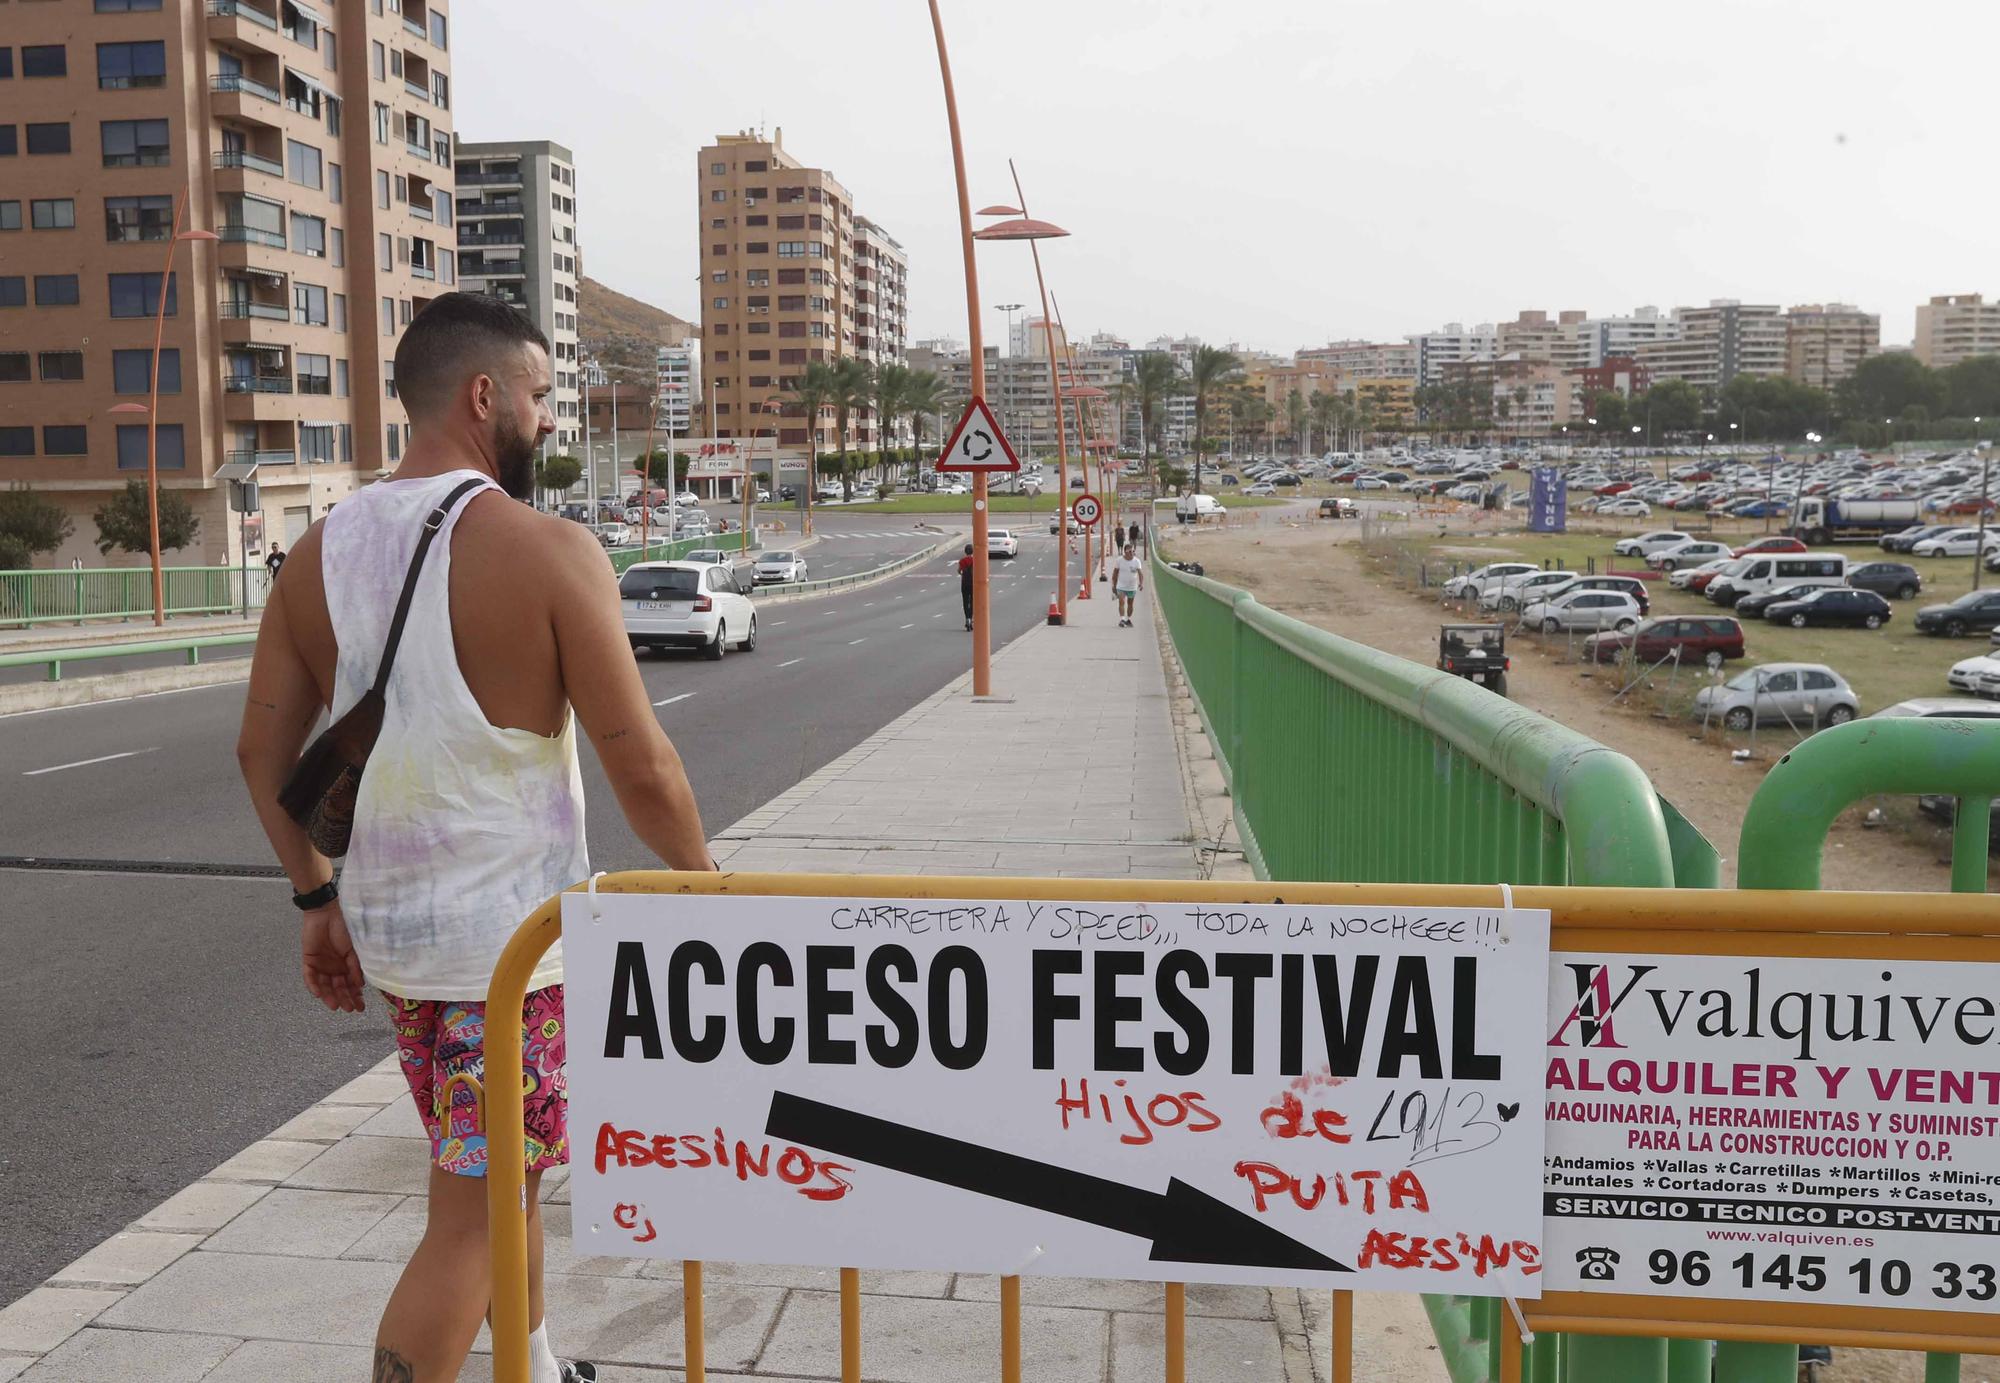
top-left (402, 14), bottom-right (426, 38)
top-left (455, 230), bottom-right (523, 248)
top-left (213, 148), bottom-right (284, 178)
top-left (458, 198), bottom-right (523, 217)
top-left (403, 78), bottom-right (430, 103)
top-left (217, 224), bottom-right (287, 248)
top-left (408, 200), bottom-right (434, 222)
top-left (207, 0), bottom-right (283, 53)
top-left (224, 376), bottom-right (293, 394)
top-left (212, 72), bottom-right (281, 103)
top-left (225, 447), bottom-right (296, 467)
top-left (410, 263), bottom-right (436, 281)
top-left (458, 169), bottom-right (521, 187)
top-left (211, 0), bottom-right (278, 26)
top-left (463, 259), bottom-right (524, 277)
top-left (219, 299), bottom-right (287, 320)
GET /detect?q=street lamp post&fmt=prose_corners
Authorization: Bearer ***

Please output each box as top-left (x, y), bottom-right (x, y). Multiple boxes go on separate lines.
top-left (995, 302), bottom-right (1022, 449)
top-left (109, 190), bottom-right (216, 626)
top-left (1975, 419), bottom-right (1990, 590)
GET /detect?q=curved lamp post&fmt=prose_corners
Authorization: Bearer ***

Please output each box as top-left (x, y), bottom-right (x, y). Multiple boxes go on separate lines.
top-left (111, 193), bottom-right (216, 626)
top-left (973, 197), bottom-right (1071, 623)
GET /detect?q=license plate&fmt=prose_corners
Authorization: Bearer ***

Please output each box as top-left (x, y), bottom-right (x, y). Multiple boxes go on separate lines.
top-left (636, 601), bottom-right (686, 613)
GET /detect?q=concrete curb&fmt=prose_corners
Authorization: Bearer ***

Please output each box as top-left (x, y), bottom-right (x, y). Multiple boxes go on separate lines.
top-left (0, 657), bottom-right (253, 716)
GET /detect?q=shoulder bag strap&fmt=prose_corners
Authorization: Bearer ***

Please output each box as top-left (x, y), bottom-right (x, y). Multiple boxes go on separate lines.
top-left (369, 477), bottom-right (490, 697)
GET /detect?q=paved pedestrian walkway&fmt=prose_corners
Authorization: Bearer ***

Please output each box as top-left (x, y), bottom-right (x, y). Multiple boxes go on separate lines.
top-left (0, 587), bottom-right (1444, 1382)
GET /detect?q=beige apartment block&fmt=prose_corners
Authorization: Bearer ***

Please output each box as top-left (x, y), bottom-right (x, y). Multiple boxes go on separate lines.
top-left (1914, 294), bottom-right (2000, 369)
top-left (1636, 301), bottom-right (1786, 391)
top-left (1784, 303), bottom-right (1879, 389)
top-left (0, 0), bottom-right (455, 570)
top-left (698, 129), bottom-right (904, 455)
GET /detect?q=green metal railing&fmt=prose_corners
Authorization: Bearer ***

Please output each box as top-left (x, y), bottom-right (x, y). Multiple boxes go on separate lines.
top-left (1152, 550), bottom-right (1721, 1383)
top-left (605, 529), bottom-right (759, 575)
top-left (0, 565), bottom-right (266, 628)
top-left (0, 633), bottom-right (257, 682)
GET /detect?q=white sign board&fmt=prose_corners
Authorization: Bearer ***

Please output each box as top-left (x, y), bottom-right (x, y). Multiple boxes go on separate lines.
top-left (1544, 952), bottom-right (2000, 1311)
top-left (564, 892), bottom-right (1551, 1292)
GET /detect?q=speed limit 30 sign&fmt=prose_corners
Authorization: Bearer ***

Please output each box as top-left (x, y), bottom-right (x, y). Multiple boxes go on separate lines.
top-left (1073, 494), bottom-right (1102, 527)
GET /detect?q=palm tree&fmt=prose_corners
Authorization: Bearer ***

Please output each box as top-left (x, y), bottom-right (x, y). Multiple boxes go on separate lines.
top-left (1228, 392), bottom-right (1256, 461)
top-left (1187, 345), bottom-right (1241, 494)
top-left (828, 357), bottom-right (874, 500)
top-left (1131, 351), bottom-right (1180, 499)
top-left (871, 362), bottom-right (910, 485)
top-left (1512, 385), bottom-right (1531, 441)
top-left (1286, 389), bottom-right (1309, 458)
top-left (1310, 390), bottom-right (1341, 457)
top-left (790, 361), bottom-right (838, 532)
top-left (900, 369), bottom-right (946, 475)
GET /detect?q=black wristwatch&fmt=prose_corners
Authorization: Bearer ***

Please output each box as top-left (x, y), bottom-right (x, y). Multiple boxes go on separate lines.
top-left (292, 879), bottom-right (339, 911)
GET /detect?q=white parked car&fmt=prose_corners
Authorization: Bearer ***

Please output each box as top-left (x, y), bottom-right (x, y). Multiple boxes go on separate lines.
top-left (1612, 530), bottom-right (1691, 557)
top-left (1913, 529), bottom-right (1997, 558)
top-left (592, 521), bottom-right (633, 549)
top-left (1482, 569), bottom-right (1578, 613)
top-left (755, 487), bottom-right (772, 502)
top-left (1692, 663), bottom-right (1859, 730)
top-left (1444, 562), bottom-right (1537, 601)
top-left (1599, 497), bottom-right (1653, 518)
top-left (815, 485), bottom-right (844, 503)
top-left (1520, 590), bottom-right (1644, 633)
top-left (673, 489), bottom-right (700, 506)
top-left (987, 527), bottom-right (1019, 558)
top-left (1947, 654), bottom-right (2000, 697)
top-left (1244, 482), bottom-right (1278, 496)
top-left (754, 550), bottom-right (809, 585)
top-left (1646, 540), bottom-right (1734, 571)
top-left (620, 561), bottom-right (759, 660)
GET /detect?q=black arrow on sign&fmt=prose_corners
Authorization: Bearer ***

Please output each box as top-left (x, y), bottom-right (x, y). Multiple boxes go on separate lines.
top-left (765, 1091), bottom-right (1350, 1272)
top-left (963, 428), bottom-right (995, 463)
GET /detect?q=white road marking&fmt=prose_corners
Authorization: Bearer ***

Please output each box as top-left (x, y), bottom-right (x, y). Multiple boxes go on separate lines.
top-left (900, 623), bottom-right (914, 630)
top-left (777, 658), bottom-right (803, 668)
top-left (652, 693), bottom-right (695, 708)
top-left (848, 638), bottom-right (867, 646)
top-left (24, 747), bottom-right (156, 777)
top-left (770, 621), bottom-right (786, 626)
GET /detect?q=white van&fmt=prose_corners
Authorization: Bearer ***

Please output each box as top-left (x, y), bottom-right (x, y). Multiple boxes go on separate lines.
top-left (1175, 493), bottom-right (1226, 523)
top-left (1707, 553), bottom-right (1848, 607)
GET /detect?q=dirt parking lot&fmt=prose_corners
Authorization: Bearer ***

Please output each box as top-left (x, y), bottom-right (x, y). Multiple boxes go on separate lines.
top-left (1165, 516), bottom-right (1964, 892)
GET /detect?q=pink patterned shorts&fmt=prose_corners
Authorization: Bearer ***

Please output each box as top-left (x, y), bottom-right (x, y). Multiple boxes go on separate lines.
top-left (385, 985), bottom-right (569, 1178)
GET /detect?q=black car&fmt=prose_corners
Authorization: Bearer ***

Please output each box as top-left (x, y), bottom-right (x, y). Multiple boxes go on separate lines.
top-left (778, 485), bottom-right (797, 501)
top-left (1847, 561), bottom-right (1922, 600)
top-left (1881, 524), bottom-right (1951, 553)
top-left (1734, 582), bottom-right (1826, 620)
top-left (1765, 588), bottom-right (1892, 629)
top-left (1917, 590), bottom-right (2000, 637)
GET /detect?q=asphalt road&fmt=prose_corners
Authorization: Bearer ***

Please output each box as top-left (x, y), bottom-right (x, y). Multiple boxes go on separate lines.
top-left (0, 518), bottom-right (1062, 1306)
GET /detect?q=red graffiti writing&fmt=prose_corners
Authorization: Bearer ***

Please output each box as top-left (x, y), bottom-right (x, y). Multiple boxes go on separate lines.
top-left (594, 1123), bottom-right (854, 1201)
top-left (611, 1202), bottom-right (657, 1243)
top-left (1357, 1230), bottom-right (1541, 1278)
top-left (1232, 1162), bottom-right (1430, 1215)
top-left (1054, 1077), bottom-right (1219, 1145)
top-left (1260, 1090), bottom-right (1352, 1144)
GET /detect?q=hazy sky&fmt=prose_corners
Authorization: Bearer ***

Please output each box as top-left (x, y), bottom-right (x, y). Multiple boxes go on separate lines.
top-left (457, 0), bottom-right (1990, 354)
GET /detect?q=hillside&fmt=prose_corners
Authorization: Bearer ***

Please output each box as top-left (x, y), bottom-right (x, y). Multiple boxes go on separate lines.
top-left (579, 275), bottom-right (697, 378)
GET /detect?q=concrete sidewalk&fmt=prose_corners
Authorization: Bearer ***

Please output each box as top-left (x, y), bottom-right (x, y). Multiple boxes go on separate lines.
top-left (0, 589), bottom-right (1446, 1382)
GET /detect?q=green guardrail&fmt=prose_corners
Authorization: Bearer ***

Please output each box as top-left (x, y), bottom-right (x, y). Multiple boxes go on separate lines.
top-left (0, 633), bottom-right (258, 682)
top-left (0, 565), bottom-right (266, 628)
top-left (605, 529), bottom-right (760, 574)
top-left (751, 537), bottom-right (954, 599)
top-left (1151, 546), bottom-right (1722, 1383)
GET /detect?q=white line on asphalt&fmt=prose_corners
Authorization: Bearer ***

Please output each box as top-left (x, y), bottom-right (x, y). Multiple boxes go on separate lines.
top-left (24, 747), bottom-right (157, 777)
top-left (931, 613), bottom-right (943, 619)
top-left (848, 638), bottom-right (867, 645)
top-left (770, 621), bottom-right (786, 626)
top-left (652, 693), bottom-right (695, 708)
top-left (900, 623), bottom-right (914, 630)
top-left (777, 658), bottom-right (803, 668)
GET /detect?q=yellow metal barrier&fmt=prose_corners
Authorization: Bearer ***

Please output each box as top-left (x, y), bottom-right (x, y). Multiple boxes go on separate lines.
top-left (480, 870), bottom-right (2000, 1383)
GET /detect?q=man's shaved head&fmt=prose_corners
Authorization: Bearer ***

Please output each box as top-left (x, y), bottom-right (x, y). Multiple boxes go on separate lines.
top-left (394, 292), bottom-right (549, 419)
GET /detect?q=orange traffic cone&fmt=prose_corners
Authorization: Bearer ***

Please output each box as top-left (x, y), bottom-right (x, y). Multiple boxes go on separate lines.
top-left (1047, 595), bottom-right (1064, 626)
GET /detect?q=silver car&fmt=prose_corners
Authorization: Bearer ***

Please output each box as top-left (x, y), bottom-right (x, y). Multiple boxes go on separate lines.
top-left (754, 550), bottom-right (809, 584)
top-left (1692, 662), bottom-right (1859, 731)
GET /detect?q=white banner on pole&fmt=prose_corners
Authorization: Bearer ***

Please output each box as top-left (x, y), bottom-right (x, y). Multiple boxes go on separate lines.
top-left (1543, 951), bottom-right (2000, 1311)
top-left (564, 892), bottom-right (1551, 1291)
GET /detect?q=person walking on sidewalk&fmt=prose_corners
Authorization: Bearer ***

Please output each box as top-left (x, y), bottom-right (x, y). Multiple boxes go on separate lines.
top-left (957, 542), bottom-right (975, 630)
top-left (1112, 541), bottom-right (1145, 626)
top-left (236, 292), bottom-right (715, 1383)
top-left (264, 544), bottom-right (286, 580)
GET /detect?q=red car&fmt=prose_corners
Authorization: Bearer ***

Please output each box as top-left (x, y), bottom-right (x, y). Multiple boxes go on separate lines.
top-left (1594, 481), bottom-right (1634, 496)
top-left (1732, 536), bottom-right (1807, 558)
top-left (1585, 615), bottom-right (1746, 666)
top-left (1685, 566), bottom-right (1736, 593)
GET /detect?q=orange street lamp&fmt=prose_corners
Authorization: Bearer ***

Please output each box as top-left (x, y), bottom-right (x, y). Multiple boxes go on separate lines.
top-left (973, 180), bottom-right (1072, 625)
top-left (116, 192), bottom-right (216, 626)
top-left (1064, 383), bottom-right (1111, 588)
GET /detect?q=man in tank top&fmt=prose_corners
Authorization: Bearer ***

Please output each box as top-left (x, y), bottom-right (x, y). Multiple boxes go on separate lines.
top-left (237, 292), bottom-right (715, 1383)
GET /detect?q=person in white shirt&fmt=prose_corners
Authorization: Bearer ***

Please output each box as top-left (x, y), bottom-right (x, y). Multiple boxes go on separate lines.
top-left (1111, 543), bottom-right (1145, 627)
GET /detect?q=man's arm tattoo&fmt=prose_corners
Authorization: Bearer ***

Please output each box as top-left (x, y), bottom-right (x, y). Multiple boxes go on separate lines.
top-left (599, 728), bottom-right (630, 742)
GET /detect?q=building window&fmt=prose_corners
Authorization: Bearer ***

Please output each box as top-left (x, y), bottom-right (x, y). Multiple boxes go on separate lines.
top-left (748, 349), bottom-right (771, 362)
top-left (31, 198), bottom-right (76, 230)
top-left (377, 169), bottom-right (390, 209)
top-left (371, 40), bottom-right (385, 80)
top-left (0, 51), bottom-right (10, 79)
top-left (710, 161), bottom-right (726, 175)
top-left (23, 46), bottom-right (68, 79)
top-left (336, 358), bottom-right (350, 397)
top-left (39, 351), bottom-right (85, 382)
top-left (26, 123), bottom-right (72, 156)
top-left (113, 348), bottom-right (179, 394)
top-left (710, 190), bottom-right (725, 203)
top-left (779, 348), bottom-right (806, 364)
top-left (0, 202), bottom-right (16, 231)
top-left (43, 426), bottom-right (89, 456)
top-left (373, 102), bottom-right (389, 144)
top-left (386, 424), bottom-right (400, 461)
top-left (711, 324), bottom-right (728, 337)
top-left (101, 119), bottom-right (170, 167)
top-left (332, 292), bottom-right (347, 332)
top-left (287, 139), bottom-right (323, 189)
top-left (96, 0), bottom-right (166, 10)
top-left (116, 423), bottom-right (184, 469)
top-left (777, 241), bottom-right (807, 258)
top-left (291, 213), bottom-right (326, 257)
top-left (713, 297), bottom-right (728, 309)
top-left (0, 128), bottom-right (13, 158)
top-left (439, 248), bottom-right (454, 285)
top-left (381, 297), bottom-right (393, 335)
top-left (377, 232), bottom-right (390, 264)
top-left (36, 275), bottom-right (81, 307)
top-left (777, 214), bottom-right (804, 230)
top-left (96, 41), bottom-right (166, 88)
top-left (293, 282), bottom-right (328, 326)
top-left (0, 428), bottom-right (33, 457)
top-left (108, 272), bottom-right (174, 317)
top-left (746, 242), bottom-right (770, 255)
top-left (779, 321), bottom-right (806, 338)
top-left (430, 10), bottom-right (448, 49)
top-left (296, 352), bottom-right (331, 395)
top-left (778, 295), bottom-right (805, 312)
top-left (330, 227), bottom-right (344, 266)
top-left (103, 194), bottom-right (172, 241)
top-left (745, 160), bottom-right (767, 172)
top-left (328, 162), bottom-right (342, 204)
top-left (745, 214), bottom-right (768, 228)
top-left (0, 278), bottom-right (24, 307)
top-left (0, 354), bottom-right (27, 383)
top-left (301, 423), bottom-right (335, 463)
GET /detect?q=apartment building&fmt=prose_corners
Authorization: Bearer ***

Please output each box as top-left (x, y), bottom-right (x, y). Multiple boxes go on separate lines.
top-left (852, 218), bottom-right (906, 366)
top-left (698, 129), bottom-right (868, 453)
top-left (1297, 340), bottom-right (1416, 380)
top-left (1913, 294), bottom-right (2000, 368)
top-left (1784, 303), bottom-right (1878, 390)
top-left (1573, 306), bottom-right (1679, 369)
top-left (653, 341), bottom-right (700, 436)
top-left (1635, 301), bottom-right (1786, 391)
top-left (1495, 310), bottom-right (1589, 370)
top-left (1409, 323), bottom-right (1496, 386)
top-left (0, 0), bottom-right (454, 568)
top-left (454, 137), bottom-right (579, 450)
top-left (937, 346), bottom-right (1123, 461)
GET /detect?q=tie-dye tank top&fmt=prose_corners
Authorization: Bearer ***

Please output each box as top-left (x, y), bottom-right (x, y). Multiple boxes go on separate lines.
top-left (322, 470), bottom-right (584, 999)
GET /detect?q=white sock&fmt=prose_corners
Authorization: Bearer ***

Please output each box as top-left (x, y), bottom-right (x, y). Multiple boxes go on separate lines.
top-left (529, 1321), bottom-right (560, 1383)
